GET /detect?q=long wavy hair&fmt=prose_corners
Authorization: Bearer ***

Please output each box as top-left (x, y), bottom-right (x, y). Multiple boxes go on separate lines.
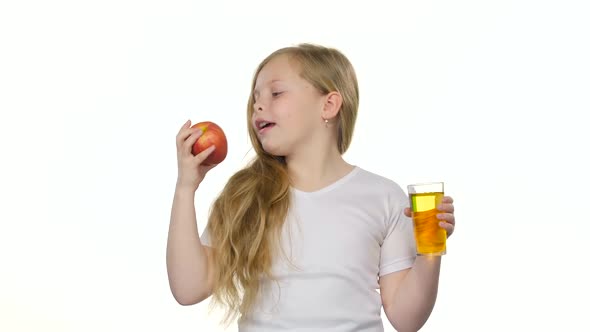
top-left (206, 43), bottom-right (360, 325)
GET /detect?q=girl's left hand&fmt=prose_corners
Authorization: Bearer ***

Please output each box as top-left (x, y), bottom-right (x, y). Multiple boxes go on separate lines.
top-left (404, 196), bottom-right (455, 238)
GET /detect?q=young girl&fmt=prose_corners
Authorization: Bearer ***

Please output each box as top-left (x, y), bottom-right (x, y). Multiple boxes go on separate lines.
top-left (167, 43), bottom-right (456, 332)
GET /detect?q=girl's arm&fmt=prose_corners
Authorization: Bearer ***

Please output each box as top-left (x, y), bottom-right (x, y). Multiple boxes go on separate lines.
top-left (380, 197), bottom-right (454, 331)
top-left (166, 185), bottom-right (214, 305)
top-left (380, 257), bottom-right (441, 332)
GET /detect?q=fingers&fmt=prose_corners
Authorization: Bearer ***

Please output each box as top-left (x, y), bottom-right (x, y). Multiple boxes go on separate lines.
top-left (440, 221), bottom-right (454, 238)
top-left (437, 212), bottom-right (455, 226)
top-left (437, 212), bottom-right (455, 238)
top-left (404, 207), bottom-right (411, 217)
top-left (438, 197), bottom-right (455, 235)
top-left (182, 128), bottom-right (203, 156)
top-left (437, 202), bottom-right (454, 214)
top-left (193, 145), bottom-right (217, 165)
top-left (176, 120), bottom-right (198, 149)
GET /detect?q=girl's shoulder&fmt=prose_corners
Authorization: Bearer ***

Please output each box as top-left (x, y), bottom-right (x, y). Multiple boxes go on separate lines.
top-left (351, 166), bottom-right (407, 199)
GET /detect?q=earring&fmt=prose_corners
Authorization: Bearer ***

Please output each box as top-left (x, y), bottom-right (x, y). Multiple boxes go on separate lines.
top-left (324, 118), bottom-right (329, 128)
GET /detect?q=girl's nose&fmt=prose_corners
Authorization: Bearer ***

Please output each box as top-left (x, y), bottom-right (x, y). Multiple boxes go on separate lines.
top-left (254, 102), bottom-right (263, 112)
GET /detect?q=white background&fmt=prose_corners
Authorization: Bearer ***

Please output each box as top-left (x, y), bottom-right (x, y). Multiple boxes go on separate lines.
top-left (1, 0), bottom-right (589, 331)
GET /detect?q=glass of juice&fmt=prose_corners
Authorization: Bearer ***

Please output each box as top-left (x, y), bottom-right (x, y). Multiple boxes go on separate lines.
top-left (407, 182), bottom-right (446, 256)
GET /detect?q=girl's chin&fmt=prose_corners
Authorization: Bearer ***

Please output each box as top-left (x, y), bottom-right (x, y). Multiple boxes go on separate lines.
top-left (261, 143), bottom-right (286, 157)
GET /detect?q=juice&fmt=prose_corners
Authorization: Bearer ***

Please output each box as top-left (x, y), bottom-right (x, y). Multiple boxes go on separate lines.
top-left (410, 192), bottom-right (446, 255)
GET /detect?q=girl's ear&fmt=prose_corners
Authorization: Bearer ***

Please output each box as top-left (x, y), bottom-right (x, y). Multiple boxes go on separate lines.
top-left (322, 91), bottom-right (343, 120)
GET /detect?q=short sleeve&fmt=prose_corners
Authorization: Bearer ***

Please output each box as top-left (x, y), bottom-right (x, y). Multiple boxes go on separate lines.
top-left (200, 224), bottom-right (213, 247)
top-left (379, 190), bottom-right (417, 277)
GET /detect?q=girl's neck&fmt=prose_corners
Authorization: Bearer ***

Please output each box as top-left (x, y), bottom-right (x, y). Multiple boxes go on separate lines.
top-left (285, 147), bottom-right (354, 193)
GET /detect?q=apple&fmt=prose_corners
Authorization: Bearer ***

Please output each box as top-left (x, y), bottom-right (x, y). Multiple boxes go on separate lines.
top-left (190, 121), bottom-right (228, 165)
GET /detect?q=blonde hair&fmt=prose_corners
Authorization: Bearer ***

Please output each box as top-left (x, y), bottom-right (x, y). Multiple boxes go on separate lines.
top-left (207, 43), bottom-right (360, 325)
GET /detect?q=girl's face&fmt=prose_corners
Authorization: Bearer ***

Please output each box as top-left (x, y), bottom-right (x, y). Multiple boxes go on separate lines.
top-left (251, 54), bottom-right (325, 157)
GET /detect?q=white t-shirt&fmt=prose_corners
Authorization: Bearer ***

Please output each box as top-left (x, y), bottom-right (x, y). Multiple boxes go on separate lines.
top-left (200, 166), bottom-right (417, 332)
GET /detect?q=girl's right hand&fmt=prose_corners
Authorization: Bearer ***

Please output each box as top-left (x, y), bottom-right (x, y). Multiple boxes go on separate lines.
top-left (175, 120), bottom-right (218, 191)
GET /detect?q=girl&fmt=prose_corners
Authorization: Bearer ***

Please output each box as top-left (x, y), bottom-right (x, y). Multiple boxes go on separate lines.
top-left (167, 43), bottom-right (456, 332)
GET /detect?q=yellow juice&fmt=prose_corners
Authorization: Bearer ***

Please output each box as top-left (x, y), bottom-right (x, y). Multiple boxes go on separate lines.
top-left (410, 192), bottom-right (446, 255)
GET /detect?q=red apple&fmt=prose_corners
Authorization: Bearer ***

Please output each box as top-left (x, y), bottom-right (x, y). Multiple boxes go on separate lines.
top-left (190, 121), bottom-right (228, 165)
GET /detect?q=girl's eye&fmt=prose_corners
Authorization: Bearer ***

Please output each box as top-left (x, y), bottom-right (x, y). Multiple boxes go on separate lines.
top-left (272, 92), bottom-right (283, 97)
